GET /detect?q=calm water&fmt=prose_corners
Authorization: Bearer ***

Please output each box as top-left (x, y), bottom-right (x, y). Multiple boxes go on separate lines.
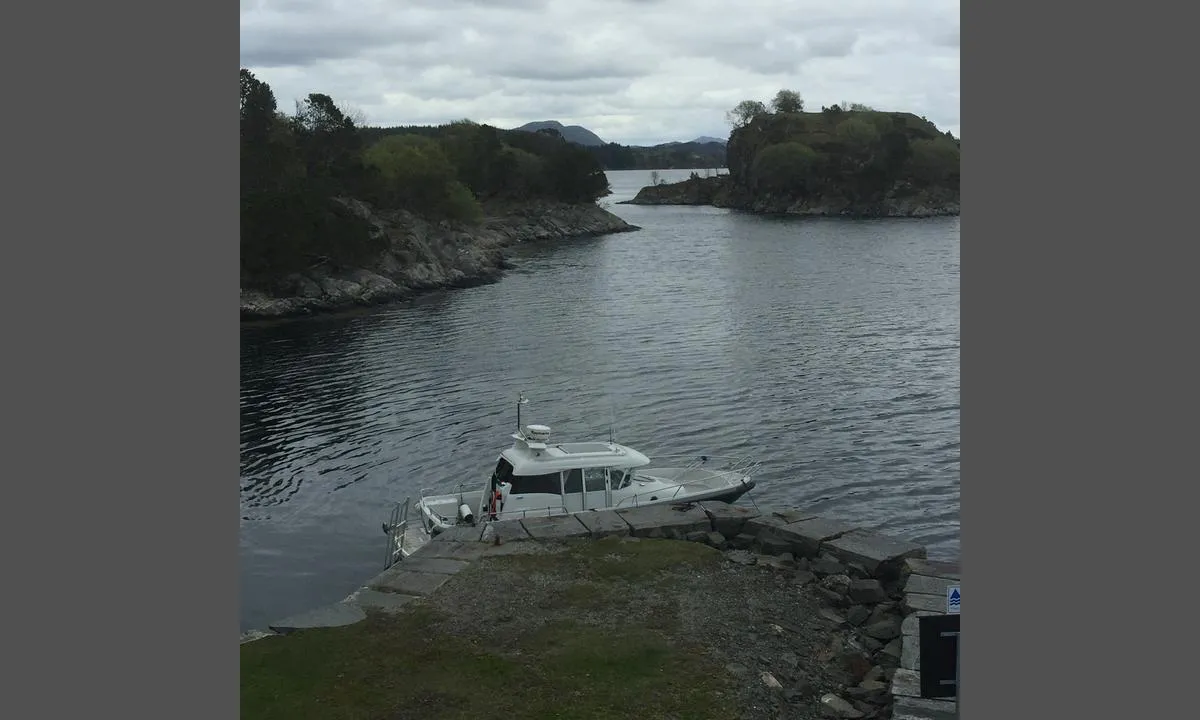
top-left (239, 169), bottom-right (960, 632)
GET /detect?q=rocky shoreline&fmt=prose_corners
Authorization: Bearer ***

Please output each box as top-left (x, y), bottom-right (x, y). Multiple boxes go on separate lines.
top-left (621, 176), bottom-right (959, 218)
top-left (244, 502), bottom-right (959, 720)
top-left (240, 199), bottom-right (639, 321)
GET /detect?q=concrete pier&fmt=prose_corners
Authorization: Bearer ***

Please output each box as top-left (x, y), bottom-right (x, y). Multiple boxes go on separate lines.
top-left (246, 500), bottom-right (959, 719)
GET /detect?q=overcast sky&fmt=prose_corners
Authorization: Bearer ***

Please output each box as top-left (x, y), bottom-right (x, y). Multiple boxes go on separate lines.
top-left (240, 0), bottom-right (959, 147)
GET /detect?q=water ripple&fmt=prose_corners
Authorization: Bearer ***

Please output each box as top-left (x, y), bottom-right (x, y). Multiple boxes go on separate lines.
top-left (238, 169), bottom-right (960, 631)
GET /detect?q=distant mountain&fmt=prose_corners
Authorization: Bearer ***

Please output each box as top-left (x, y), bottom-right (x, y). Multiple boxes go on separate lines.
top-left (509, 119), bottom-right (727, 170)
top-left (512, 120), bottom-right (607, 147)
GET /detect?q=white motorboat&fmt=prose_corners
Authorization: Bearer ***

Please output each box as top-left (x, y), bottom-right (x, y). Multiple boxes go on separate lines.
top-left (382, 394), bottom-right (760, 567)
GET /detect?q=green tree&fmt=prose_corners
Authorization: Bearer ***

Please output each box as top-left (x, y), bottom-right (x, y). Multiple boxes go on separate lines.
top-left (726, 99), bottom-right (769, 128)
top-left (363, 135), bottom-right (482, 222)
top-left (771, 89), bottom-right (804, 114)
top-left (751, 142), bottom-right (819, 194)
top-left (907, 138), bottom-right (960, 185)
top-left (836, 117), bottom-right (881, 148)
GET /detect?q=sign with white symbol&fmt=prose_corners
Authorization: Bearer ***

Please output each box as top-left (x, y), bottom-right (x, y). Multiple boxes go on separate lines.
top-left (946, 585), bottom-right (960, 614)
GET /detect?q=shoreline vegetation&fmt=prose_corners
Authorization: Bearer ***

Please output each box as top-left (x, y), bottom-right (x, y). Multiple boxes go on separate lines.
top-left (240, 79), bottom-right (959, 321)
top-left (623, 91), bottom-right (960, 217)
top-left (239, 70), bottom-right (637, 321)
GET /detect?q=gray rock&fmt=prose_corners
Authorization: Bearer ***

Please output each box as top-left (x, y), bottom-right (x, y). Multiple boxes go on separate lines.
top-left (879, 638), bottom-right (903, 661)
top-left (824, 530), bottom-right (926, 579)
top-left (793, 570), bottom-right (816, 586)
top-left (760, 552), bottom-right (796, 570)
top-left (521, 514), bottom-right (590, 540)
top-left (819, 693), bottom-right (865, 719)
top-left (816, 587), bottom-right (847, 606)
top-left (903, 557), bottom-right (961, 580)
top-left (867, 603), bottom-right (896, 627)
top-left (862, 637), bottom-right (884, 652)
top-left (818, 608), bottom-right (847, 625)
top-left (901, 637), bottom-right (921, 670)
top-left (889, 668), bottom-right (921, 699)
top-left (784, 517), bottom-right (859, 558)
top-left (812, 556), bottom-right (848, 576)
top-left (846, 579), bottom-right (888, 605)
top-left (904, 593), bottom-right (948, 614)
top-left (686, 530), bottom-right (710, 543)
top-left (705, 531), bottom-right (728, 548)
top-left (781, 651), bottom-right (800, 668)
top-left (731, 533), bottom-right (758, 549)
top-left (844, 684), bottom-right (884, 701)
top-left (699, 500), bottom-right (760, 537)
top-left (846, 605), bottom-right (871, 626)
top-left (726, 662), bottom-right (751, 677)
top-left (845, 562), bottom-right (871, 579)
top-left (575, 509), bottom-right (632, 538)
top-left (758, 535), bottom-right (794, 556)
top-left (727, 549), bottom-right (758, 565)
top-left (903, 573), bottom-right (957, 597)
top-left (892, 696), bottom-right (959, 720)
top-left (839, 650), bottom-right (874, 683)
top-left (820, 574), bottom-right (852, 595)
top-left (864, 665), bottom-right (886, 684)
top-left (269, 603), bottom-right (366, 633)
top-left (864, 617), bottom-right (901, 641)
top-left (617, 503), bottom-right (711, 537)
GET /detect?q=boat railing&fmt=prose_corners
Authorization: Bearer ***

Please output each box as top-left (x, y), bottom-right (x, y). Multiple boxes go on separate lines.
top-left (381, 497), bottom-right (412, 570)
top-left (492, 504), bottom-right (572, 522)
top-left (642, 454), bottom-right (763, 477)
top-left (611, 472), bottom-right (756, 509)
top-left (418, 481), bottom-right (478, 502)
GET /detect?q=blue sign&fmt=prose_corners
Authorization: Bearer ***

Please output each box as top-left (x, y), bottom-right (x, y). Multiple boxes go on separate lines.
top-left (947, 585), bottom-right (961, 614)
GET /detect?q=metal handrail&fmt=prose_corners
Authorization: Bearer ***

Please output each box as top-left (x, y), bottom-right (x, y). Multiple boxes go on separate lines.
top-left (642, 454), bottom-right (763, 475)
top-left (382, 497), bottom-right (411, 569)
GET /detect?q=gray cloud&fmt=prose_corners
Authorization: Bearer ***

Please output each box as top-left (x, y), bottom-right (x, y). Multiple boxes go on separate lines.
top-left (240, 0), bottom-right (960, 145)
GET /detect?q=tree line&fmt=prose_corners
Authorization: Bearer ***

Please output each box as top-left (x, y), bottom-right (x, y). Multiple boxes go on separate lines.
top-left (240, 69), bottom-right (611, 283)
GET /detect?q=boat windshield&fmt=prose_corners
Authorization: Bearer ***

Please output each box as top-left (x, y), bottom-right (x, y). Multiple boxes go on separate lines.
top-left (610, 468), bottom-right (632, 489)
top-left (508, 472), bottom-right (563, 496)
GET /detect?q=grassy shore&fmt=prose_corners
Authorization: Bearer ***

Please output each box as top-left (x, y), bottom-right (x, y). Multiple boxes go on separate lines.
top-left (241, 538), bottom-right (742, 720)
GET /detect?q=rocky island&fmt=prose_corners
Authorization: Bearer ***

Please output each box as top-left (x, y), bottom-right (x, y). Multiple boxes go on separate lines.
top-left (622, 93), bottom-right (960, 218)
top-left (240, 70), bottom-right (637, 321)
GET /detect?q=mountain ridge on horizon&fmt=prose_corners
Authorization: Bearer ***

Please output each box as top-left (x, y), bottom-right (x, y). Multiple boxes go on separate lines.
top-left (511, 119), bottom-right (726, 148)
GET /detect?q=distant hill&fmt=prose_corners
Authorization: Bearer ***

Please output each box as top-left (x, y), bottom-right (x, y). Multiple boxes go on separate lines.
top-left (508, 119), bottom-right (728, 170)
top-left (512, 120), bottom-right (607, 147)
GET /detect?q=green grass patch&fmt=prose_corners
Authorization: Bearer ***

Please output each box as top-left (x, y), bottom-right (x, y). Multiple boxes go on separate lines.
top-left (241, 604), bottom-right (736, 720)
top-left (242, 539), bottom-right (735, 719)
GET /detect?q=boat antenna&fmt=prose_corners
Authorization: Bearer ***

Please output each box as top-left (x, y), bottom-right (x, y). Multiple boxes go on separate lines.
top-left (517, 392), bottom-right (528, 434)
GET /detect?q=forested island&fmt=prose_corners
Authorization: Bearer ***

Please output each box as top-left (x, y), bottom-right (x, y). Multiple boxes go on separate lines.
top-left (240, 70), bottom-right (637, 320)
top-left (623, 90), bottom-right (960, 217)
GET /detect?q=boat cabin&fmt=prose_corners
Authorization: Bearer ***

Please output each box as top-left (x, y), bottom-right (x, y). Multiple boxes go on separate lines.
top-left (486, 424), bottom-right (650, 517)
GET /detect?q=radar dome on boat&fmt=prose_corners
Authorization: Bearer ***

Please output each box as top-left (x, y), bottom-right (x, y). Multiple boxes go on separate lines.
top-left (524, 424), bottom-right (552, 442)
